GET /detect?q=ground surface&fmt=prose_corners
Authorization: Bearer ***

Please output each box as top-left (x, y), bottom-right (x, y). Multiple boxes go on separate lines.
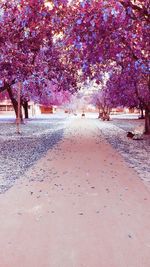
top-left (98, 114), bottom-right (150, 188)
top-left (0, 114), bottom-right (68, 193)
top-left (0, 114), bottom-right (150, 267)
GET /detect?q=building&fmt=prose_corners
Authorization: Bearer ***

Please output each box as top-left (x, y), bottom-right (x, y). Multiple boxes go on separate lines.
top-left (0, 99), bottom-right (55, 117)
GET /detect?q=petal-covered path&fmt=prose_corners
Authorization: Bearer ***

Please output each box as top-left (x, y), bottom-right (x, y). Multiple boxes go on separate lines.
top-left (0, 118), bottom-right (150, 267)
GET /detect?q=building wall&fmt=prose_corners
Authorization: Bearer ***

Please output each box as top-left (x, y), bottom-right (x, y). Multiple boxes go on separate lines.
top-left (0, 100), bottom-right (54, 117)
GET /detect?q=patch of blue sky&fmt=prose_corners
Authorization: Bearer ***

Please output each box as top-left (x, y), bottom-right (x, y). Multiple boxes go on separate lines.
top-left (111, 8), bottom-right (119, 17)
top-left (76, 19), bottom-right (82, 25)
top-left (103, 13), bottom-right (108, 22)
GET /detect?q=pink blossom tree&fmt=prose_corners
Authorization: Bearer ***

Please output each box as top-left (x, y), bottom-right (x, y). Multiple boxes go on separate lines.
top-left (0, 0), bottom-right (77, 119)
top-left (62, 0), bottom-right (150, 133)
top-left (0, 0), bottom-right (149, 132)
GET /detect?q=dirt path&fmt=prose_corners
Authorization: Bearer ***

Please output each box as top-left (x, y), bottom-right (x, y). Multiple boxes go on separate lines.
top-left (0, 118), bottom-right (150, 267)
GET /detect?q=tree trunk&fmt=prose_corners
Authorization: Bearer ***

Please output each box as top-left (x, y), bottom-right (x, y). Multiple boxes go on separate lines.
top-left (6, 84), bottom-right (23, 121)
top-left (98, 108), bottom-right (101, 118)
top-left (140, 107), bottom-right (144, 119)
top-left (145, 106), bottom-right (150, 134)
top-left (139, 104), bottom-right (145, 119)
top-left (23, 101), bottom-right (29, 119)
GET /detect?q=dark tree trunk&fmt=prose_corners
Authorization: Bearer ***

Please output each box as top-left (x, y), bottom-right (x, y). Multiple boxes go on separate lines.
top-left (140, 107), bottom-right (144, 119)
top-left (23, 101), bottom-right (29, 119)
top-left (6, 84), bottom-right (23, 121)
top-left (145, 106), bottom-right (150, 134)
top-left (139, 104), bottom-right (145, 119)
top-left (98, 108), bottom-right (101, 118)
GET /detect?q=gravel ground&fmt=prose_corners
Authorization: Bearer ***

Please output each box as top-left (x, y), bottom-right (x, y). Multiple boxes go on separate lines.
top-left (96, 117), bottom-right (150, 188)
top-left (0, 117), bottom-right (67, 194)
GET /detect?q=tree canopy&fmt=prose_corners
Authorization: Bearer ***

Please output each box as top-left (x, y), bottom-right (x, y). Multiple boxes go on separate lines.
top-left (0, 0), bottom-right (150, 131)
